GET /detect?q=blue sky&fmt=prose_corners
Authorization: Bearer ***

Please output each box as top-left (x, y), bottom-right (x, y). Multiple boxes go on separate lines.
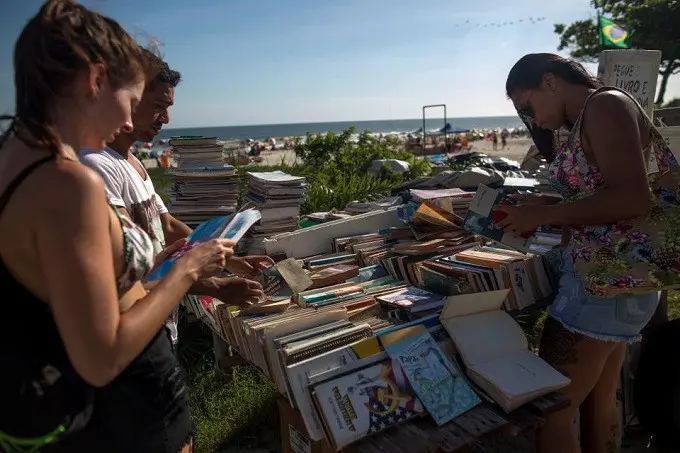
top-left (2, 0), bottom-right (679, 128)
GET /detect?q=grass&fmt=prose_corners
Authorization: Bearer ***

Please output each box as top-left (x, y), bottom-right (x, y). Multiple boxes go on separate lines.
top-left (668, 291), bottom-right (680, 319)
top-left (177, 312), bottom-right (280, 453)
top-left (188, 362), bottom-right (279, 453)
top-left (149, 162), bottom-right (680, 452)
top-left (148, 167), bottom-right (171, 203)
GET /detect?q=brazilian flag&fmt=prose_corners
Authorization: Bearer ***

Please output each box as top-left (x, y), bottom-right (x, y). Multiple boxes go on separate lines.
top-left (598, 16), bottom-right (632, 48)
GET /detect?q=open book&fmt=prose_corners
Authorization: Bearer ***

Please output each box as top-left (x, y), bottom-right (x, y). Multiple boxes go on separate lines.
top-left (439, 289), bottom-right (569, 412)
top-left (146, 209), bottom-right (261, 281)
top-left (258, 257), bottom-right (313, 301)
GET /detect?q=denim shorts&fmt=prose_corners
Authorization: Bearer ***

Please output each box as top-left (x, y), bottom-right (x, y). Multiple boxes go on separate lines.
top-left (546, 247), bottom-right (660, 343)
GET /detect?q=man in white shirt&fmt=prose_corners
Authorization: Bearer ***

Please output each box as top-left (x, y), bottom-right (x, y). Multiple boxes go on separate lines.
top-left (81, 52), bottom-right (272, 346)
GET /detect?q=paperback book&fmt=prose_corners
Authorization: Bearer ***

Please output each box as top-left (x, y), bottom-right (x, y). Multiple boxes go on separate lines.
top-left (462, 184), bottom-right (534, 252)
top-left (310, 354), bottom-right (424, 450)
top-left (146, 209), bottom-right (262, 281)
top-left (383, 328), bottom-right (480, 425)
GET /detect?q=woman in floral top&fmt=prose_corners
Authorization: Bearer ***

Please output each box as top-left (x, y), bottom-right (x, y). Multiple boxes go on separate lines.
top-left (496, 53), bottom-right (661, 453)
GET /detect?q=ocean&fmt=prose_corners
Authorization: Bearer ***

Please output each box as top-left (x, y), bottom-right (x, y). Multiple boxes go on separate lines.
top-left (156, 116), bottom-right (522, 141)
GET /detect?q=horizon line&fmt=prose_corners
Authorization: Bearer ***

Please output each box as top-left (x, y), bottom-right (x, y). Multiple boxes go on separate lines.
top-left (164, 113), bottom-right (520, 130)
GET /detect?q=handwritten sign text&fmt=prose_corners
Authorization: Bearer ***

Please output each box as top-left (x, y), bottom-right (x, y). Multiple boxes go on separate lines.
top-left (611, 63), bottom-right (651, 110)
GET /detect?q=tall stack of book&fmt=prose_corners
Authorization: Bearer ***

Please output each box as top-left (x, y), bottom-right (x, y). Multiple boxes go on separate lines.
top-left (241, 171), bottom-right (307, 254)
top-left (165, 136), bottom-right (239, 228)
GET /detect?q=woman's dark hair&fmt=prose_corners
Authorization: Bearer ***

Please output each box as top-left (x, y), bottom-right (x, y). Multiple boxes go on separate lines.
top-left (506, 53), bottom-right (602, 162)
top-left (1, 0), bottom-right (154, 156)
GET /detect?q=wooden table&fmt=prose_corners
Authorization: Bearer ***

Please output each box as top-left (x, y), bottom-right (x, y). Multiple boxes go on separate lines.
top-left (344, 392), bottom-right (569, 453)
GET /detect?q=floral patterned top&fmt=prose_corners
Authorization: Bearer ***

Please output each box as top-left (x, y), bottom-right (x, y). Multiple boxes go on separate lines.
top-left (547, 87), bottom-right (680, 297)
top-left (114, 208), bottom-right (155, 294)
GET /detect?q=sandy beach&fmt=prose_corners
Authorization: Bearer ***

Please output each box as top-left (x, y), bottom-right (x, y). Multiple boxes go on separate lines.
top-left (143, 137), bottom-right (534, 169)
top-left (254, 137), bottom-right (534, 166)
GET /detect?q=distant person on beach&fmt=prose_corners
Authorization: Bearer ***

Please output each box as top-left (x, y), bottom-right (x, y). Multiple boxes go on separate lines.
top-left (0, 1), bottom-right (233, 451)
top-left (491, 131), bottom-right (498, 150)
top-left (80, 51), bottom-right (272, 341)
top-left (497, 52), bottom-right (663, 453)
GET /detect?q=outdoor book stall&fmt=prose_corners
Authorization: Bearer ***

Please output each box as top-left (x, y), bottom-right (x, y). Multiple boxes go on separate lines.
top-left (169, 174), bottom-right (573, 453)
top-left (150, 48), bottom-right (680, 451)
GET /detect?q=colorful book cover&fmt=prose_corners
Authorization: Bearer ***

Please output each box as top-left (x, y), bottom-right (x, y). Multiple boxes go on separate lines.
top-left (311, 357), bottom-right (424, 449)
top-left (462, 184), bottom-right (534, 252)
top-left (384, 330), bottom-right (481, 426)
top-left (145, 209), bottom-right (261, 281)
top-left (285, 337), bottom-right (382, 441)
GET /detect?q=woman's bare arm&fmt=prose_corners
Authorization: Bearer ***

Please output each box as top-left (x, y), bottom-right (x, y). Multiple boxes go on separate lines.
top-left (541, 91), bottom-right (651, 226)
top-left (37, 165), bottom-right (199, 387)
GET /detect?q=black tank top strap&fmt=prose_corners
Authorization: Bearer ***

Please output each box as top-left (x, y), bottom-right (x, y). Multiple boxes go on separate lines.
top-left (0, 155), bottom-right (55, 216)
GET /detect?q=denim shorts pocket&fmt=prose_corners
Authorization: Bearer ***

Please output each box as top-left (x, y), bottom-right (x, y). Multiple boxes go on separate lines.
top-left (614, 294), bottom-right (658, 325)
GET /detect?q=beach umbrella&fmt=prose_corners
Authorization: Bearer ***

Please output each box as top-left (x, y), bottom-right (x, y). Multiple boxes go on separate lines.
top-left (439, 123), bottom-right (470, 134)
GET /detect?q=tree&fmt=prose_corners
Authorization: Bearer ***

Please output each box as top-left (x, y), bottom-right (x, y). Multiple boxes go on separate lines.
top-left (662, 98), bottom-right (680, 108)
top-left (554, 0), bottom-right (680, 104)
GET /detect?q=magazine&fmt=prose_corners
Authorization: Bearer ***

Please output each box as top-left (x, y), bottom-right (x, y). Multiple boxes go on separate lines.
top-left (248, 171), bottom-right (306, 185)
top-left (145, 209), bottom-right (262, 281)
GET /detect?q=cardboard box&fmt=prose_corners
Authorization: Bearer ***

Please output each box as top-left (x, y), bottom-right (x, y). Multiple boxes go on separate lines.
top-left (278, 398), bottom-right (334, 453)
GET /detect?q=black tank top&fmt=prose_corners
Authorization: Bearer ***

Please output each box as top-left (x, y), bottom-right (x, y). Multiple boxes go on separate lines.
top-left (0, 156), bottom-right (194, 452)
top-left (0, 155), bottom-right (55, 305)
top-left (0, 155), bottom-right (93, 444)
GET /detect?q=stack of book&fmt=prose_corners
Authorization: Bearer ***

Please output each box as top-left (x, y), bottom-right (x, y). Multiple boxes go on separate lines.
top-left (241, 171), bottom-right (307, 254)
top-left (178, 203), bottom-right (569, 450)
top-left (164, 136), bottom-right (239, 227)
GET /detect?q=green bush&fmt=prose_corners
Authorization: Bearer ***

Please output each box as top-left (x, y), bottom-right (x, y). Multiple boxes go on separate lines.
top-left (293, 127), bottom-right (431, 179)
top-left (230, 127), bottom-right (432, 215)
top-left (302, 171), bottom-right (400, 214)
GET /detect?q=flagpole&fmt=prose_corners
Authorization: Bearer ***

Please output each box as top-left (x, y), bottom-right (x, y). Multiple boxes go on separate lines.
top-left (597, 12), bottom-right (604, 48)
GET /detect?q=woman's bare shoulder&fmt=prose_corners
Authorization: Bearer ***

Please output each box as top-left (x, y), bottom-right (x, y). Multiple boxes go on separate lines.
top-left (38, 159), bottom-right (107, 206)
top-left (587, 89), bottom-right (639, 117)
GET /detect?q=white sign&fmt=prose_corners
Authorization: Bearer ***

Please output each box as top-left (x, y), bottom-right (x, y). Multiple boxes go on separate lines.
top-left (598, 49), bottom-right (662, 118)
